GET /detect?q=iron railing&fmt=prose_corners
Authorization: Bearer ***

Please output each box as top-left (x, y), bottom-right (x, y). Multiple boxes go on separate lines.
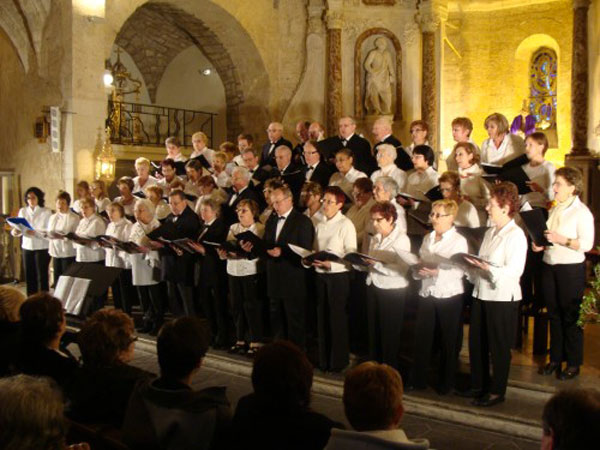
top-left (107, 100), bottom-right (217, 148)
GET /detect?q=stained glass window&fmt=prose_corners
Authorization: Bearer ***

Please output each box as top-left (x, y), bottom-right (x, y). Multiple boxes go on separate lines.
top-left (529, 47), bottom-right (557, 130)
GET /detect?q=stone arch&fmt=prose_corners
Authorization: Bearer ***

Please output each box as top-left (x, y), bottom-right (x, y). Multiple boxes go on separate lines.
top-left (113, 1), bottom-right (270, 141)
top-left (354, 28), bottom-right (402, 120)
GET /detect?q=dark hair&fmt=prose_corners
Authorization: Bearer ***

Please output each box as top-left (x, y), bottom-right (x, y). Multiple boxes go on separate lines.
top-left (78, 309), bottom-right (135, 368)
top-left (185, 159), bottom-right (203, 171)
top-left (555, 166), bottom-right (584, 196)
top-left (336, 148), bottom-right (354, 160)
top-left (56, 190), bottom-right (71, 206)
top-left (412, 145), bottom-right (435, 166)
top-left (251, 340), bottom-right (313, 412)
top-left (19, 293), bottom-right (64, 347)
top-left (24, 187), bottom-right (45, 208)
top-left (526, 131), bottom-right (549, 155)
top-left (353, 177), bottom-right (373, 194)
top-left (118, 176), bottom-right (134, 192)
top-left (165, 136), bottom-right (181, 147)
top-left (168, 189), bottom-right (187, 202)
top-left (490, 182), bottom-right (520, 218)
top-left (409, 120), bottom-right (429, 134)
top-left (198, 175), bottom-right (218, 189)
top-left (370, 201), bottom-right (398, 223)
top-left (157, 317), bottom-right (210, 380)
top-left (542, 388), bottom-right (600, 450)
top-left (453, 141), bottom-right (480, 165)
top-left (439, 171), bottom-right (460, 190)
top-left (219, 141), bottom-right (237, 154)
top-left (324, 186), bottom-right (347, 205)
top-left (161, 158), bottom-right (177, 169)
top-left (237, 133), bottom-right (254, 144)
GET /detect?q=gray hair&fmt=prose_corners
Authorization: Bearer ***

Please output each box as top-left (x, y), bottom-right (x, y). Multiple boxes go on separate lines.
top-left (377, 144), bottom-right (397, 161)
top-left (200, 197), bottom-right (221, 215)
top-left (375, 176), bottom-right (399, 197)
top-left (274, 145), bottom-right (292, 157)
top-left (134, 198), bottom-right (155, 216)
top-left (232, 166), bottom-right (251, 183)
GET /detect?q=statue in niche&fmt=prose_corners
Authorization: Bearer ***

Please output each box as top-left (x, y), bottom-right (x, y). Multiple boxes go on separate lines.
top-left (364, 37), bottom-right (395, 115)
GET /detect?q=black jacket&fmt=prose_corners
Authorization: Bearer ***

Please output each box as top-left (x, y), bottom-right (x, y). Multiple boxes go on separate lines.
top-left (374, 135), bottom-right (413, 171)
top-left (304, 161), bottom-right (334, 190)
top-left (260, 137), bottom-right (293, 169)
top-left (18, 342), bottom-right (79, 389)
top-left (195, 217), bottom-right (229, 286)
top-left (270, 163), bottom-right (305, 206)
top-left (222, 186), bottom-right (263, 226)
top-left (320, 135), bottom-right (376, 175)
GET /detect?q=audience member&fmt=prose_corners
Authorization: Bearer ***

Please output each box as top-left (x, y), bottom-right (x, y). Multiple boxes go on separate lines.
top-left (0, 286), bottom-right (25, 376)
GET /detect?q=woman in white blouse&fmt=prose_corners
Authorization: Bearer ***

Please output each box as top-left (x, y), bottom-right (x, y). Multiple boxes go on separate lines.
top-left (219, 199), bottom-right (265, 357)
top-left (47, 191), bottom-right (80, 284)
top-left (91, 180), bottom-right (111, 217)
top-left (403, 145), bottom-right (439, 205)
top-left (533, 167), bottom-right (594, 380)
top-left (362, 201), bottom-right (411, 371)
top-left (459, 182), bottom-right (527, 407)
top-left (12, 187), bottom-right (52, 295)
top-left (113, 177), bottom-right (138, 220)
top-left (145, 186), bottom-right (171, 221)
top-left (132, 157), bottom-right (158, 194)
top-left (105, 202), bottom-right (134, 315)
top-left (305, 186), bottom-right (357, 372)
top-left (480, 113), bottom-right (525, 165)
top-left (438, 171), bottom-right (480, 228)
top-left (455, 142), bottom-right (489, 224)
top-left (521, 132), bottom-right (555, 209)
top-left (129, 199), bottom-right (163, 335)
top-left (408, 199), bottom-right (468, 393)
top-left (301, 181), bottom-right (325, 227)
top-left (328, 148), bottom-right (367, 202)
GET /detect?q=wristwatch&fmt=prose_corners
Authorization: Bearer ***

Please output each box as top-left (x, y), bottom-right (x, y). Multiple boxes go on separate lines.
top-left (566, 238), bottom-right (572, 248)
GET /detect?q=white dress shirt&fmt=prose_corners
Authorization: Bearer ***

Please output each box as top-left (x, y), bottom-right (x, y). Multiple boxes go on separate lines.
top-left (366, 222), bottom-right (411, 289)
top-left (275, 207), bottom-right (293, 241)
top-left (312, 211), bottom-right (357, 274)
top-left (228, 185), bottom-right (248, 207)
top-left (225, 222), bottom-right (265, 277)
top-left (133, 176), bottom-right (158, 194)
top-left (480, 133), bottom-right (526, 165)
top-left (47, 211), bottom-right (80, 258)
top-left (74, 214), bottom-right (106, 262)
top-left (305, 161), bottom-right (321, 181)
top-left (405, 166), bottom-right (439, 201)
top-left (521, 160), bottom-right (555, 208)
top-left (329, 167), bottom-right (368, 201)
top-left (543, 196), bottom-right (594, 265)
top-left (455, 200), bottom-right (480, 228)
top-left (371, 164), bottom-right (407, 191)
top-left (128, 219), bottom-right (161, 286)
top-left (346, 197), bottom-right (377, 249)
top-left (14, 206), bottom-right (52, 250)
top-left (105, 218), bottom-right (133, 268)
top-left (415, 227), bottom-right (468, 298)
top-left (95, 197), bottom-right (111, 215)
top-left (469, 219), bottom-right (527, 302)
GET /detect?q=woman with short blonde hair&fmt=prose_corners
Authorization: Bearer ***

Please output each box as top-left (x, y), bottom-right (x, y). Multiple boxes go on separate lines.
top-left (133, 157), bottom-right (157, 194)
top-left (480, 112), bottom-right (526, 165)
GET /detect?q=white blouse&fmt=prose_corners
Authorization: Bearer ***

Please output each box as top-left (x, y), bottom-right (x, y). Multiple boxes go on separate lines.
top-left (14, 206), bottom-right (52, 250)
top-left (47, 211), bottom-right (80, 258)
top-left (133, 176), bottom-right (158, 194)
top-left (128, 219), bottom-right (161, 286)
top-left (105, 218), bottom-right (133, 268)
top-left (469, 219), bottom-right (527, 302)
top-left (480, 133), bottom-right (525, 165)
top-left (366, 223), bottom-right (411, 289)
top-left (415, 227), bottom-right (468, 298)
top-left (94, 197), bottom-right (111, 214)
top-left (225, 222), bottom-right (265, 277)
top-left (329, 167), bottom-right (368, 201)
top-left (543, 196), bottom-right (594, 265)
top-left (312, 211), bottom-right (357, 274)
top-left (521, 160), bottom-right (555, 209)
top-left (74, 214), bottom-right (106, 262)
top-left (371, 165), bottom-right (407, 192)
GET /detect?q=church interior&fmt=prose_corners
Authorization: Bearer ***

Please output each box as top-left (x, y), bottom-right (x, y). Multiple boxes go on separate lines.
top-left (1, 0), bottom-right (600, 449)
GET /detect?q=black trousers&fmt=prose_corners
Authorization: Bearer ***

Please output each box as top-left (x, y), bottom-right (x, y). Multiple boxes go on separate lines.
top-left (198, 279), bottom-right (229, 346)
top-left (270, 291), bottom-right (306, 350)
top-left (541, 262), bottom-right (585, 367)
top-left (137, 283), bottom-right (165, 329)
top-left (166, 281), bottom-right (195, 317)
top-left (469, 298), bottom-right (518, 396)
top-left (229, 274), bottom-right (263, 343)
top-left (52, 256), bottom-right (75, 286)
top-left (367, 284), bottom-right (406, 370)
top-left (410, 294), bottom-right (463, 391)
top-left (316, 272), bottom-right (350, 371)
top-left (111, 269), bottom-right (137, 315)
top-left (348, 271), bottom-right (369, 355)
top-left (22, 249), bottom-right (50, 295)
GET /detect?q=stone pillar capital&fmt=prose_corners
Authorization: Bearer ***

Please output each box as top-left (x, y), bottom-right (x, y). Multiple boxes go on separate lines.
top-left (415, 0), bottom-right (448, 33)
top-left (572, 0), bottom-right (591, 10)
top-left (325, 11), bottom-right (343, 30)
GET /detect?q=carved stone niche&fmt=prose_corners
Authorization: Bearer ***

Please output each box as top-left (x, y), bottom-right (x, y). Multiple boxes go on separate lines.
top-left (354, 28), bottom-right (402, 120)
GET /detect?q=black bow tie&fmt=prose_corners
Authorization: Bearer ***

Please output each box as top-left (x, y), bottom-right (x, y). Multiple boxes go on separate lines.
top-left (341, 139), bottom-right (347, 146)
top-left (308, 166), bottom-right (314, 171)
top-left (278, 216), bottom-right (286, 221)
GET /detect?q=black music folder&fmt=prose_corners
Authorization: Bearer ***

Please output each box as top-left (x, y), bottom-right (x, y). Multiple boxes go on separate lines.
top-left (520, 208), bottom-right (552, 247)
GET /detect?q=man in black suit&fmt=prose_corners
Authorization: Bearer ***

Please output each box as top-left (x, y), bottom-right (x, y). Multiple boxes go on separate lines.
top-left (293, 120), bottom-right (311, 164)
top-left (148, 190), bottom-right (200, 317)
top-left (262, 185), bottom-right (314, 349)
top-left (372, 117), bottom-right (413, 171)
top-left (272, 145), bottom-right (305, 205)
top-left (320, 116), bottom-right (376, 175)
top-left (222, 167), bottom-right (263, 226)
top-left (302, 140), bottom-right (333, 189)
top-left (260, 122), bottom-right (293, 169)
top-left (241, 148), bottom-right (271, 196)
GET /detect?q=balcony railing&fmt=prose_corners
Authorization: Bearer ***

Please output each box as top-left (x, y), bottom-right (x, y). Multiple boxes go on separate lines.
top-left (107, 100), bottom-right (217, 148)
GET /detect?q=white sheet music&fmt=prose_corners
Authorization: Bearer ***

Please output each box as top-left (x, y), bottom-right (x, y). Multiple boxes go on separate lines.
top-left (54, 276), bottom-right (91, 315)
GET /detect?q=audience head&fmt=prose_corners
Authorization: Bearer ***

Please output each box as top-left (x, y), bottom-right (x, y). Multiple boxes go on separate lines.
top-left (263, 178), bottom-right (284, 206)
top-left (78, 309), bottom-right (137, 368)
top-left (409, 120), bottom-right (429, 145)
top-left (335, 148), bottom-right (354, 174)
top-left (55, 191), bottom-right (71, 213)
top-left (375, 143), bottom-right (397, 168)
top-left (295, 120), bottom-right (311, 143)
top-left (454, 141), bottom-right (480, 169)
top-left (241, 148), bottom-right (260, 170)
top-left (145, 185), bottom-right (164, 205)
top-left (134, 157), bottom-right (151, 179)
top-left (199, 197), bottom-right (220, 222)
top-left (430, 199), bottom-right (458, 233)
top-left (232, 166), bottom-right (251, 191)
top-left (252, 340), bottom-right (314, 412)
top-left (165, 136), bottom-right (182, 158)
top-left (322, 186), bottom-right (346, 218)
top-left (372, 117), bottom-right (393, 142)
top-left (161, 158), bottom-right (177, 181)
top-left (91, 179), bottom-right (108, 200)
top-left (374, 176), bottom-right (399, 202)
top-left (168, 189), bottom-right (188, 216)
top-left (484, 113), bottom-right (509, 140)
top-left (267, 122), bottom-right (284, 143)
top-left (192, 131), bottom-right (208, 151)
top-left (134, 198), bottom-right (155, 224)
top-left (274, 145), bottom-right (292, 170)
top-left (525, 131), bottom-right (549, 160)
top-left (24, 187), bottom-right (45, 208)
top-left (338, 116), bottom-right (357, 139)
top-left (157, 317), bottom-right (210, 382)
top-left (0, 286), bottom-right (26, 323)
top-left (370, 202), bottom-right (398, 236)
top-left (487, 182), bottom-right (520, 223)
top-left (237, 198), bottom-right (259, 225)
top-left (303, 140), bottom-right (321, 166)
top-left (343, 362), bottom-right (404, 432)
top-left (300, 181), bottom-right (323, 209)
top-left (308, 121), bottom-right (325, 141)
top-left (79, 197), bottom-right (96, 218)
top-left (411, 145), bottom-right (435, 170)
top-left (108, 201), bottom-right (125, 222)
top-left (352, 178), bottom-right (374, 207)
top-left (117, 176), bottom-right (134, 197)
top-left (270, 185), bottom-right (294, 216)
top-left (451, 117), bottom-right (473, 142)
top-left (541, 388), bottom-right (600, 450)
top-left (76, 180), bottom-right (91, 199)
top-left (20, 293), bottom-right (65, 347)
top-left (237, 133), bottom-right (254, 152)
top-left (0, 375), bottom-right (67, 450)
top-left (439, 171), bottom-right (460, 200)
top-left (553, 166), bottom-right (583, 201)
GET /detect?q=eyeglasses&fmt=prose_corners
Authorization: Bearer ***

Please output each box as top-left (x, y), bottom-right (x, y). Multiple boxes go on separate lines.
top-left (372, 217), bottom-right (386, 223)
top-left (429, 212), bottom-right (451, 219)
top-left (236, 208), bottom-right (251, 214)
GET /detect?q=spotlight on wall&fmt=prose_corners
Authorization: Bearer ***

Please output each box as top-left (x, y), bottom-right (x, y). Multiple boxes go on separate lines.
top-left (103, 70), bottom-right (114, 87)
top-left (201, 68), bottom-right (212, 76)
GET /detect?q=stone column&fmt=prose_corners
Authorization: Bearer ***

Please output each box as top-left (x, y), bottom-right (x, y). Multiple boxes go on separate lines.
top-left (326, 12), bottom-right (343, 136)
top-left (570, 0), bottom-right (591, 155)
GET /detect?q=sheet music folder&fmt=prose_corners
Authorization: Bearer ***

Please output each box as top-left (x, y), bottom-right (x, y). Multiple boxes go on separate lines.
top-left (62, 263), bottom-right (122, 298)
top-left (519, 208), bottom-right (552, 247)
